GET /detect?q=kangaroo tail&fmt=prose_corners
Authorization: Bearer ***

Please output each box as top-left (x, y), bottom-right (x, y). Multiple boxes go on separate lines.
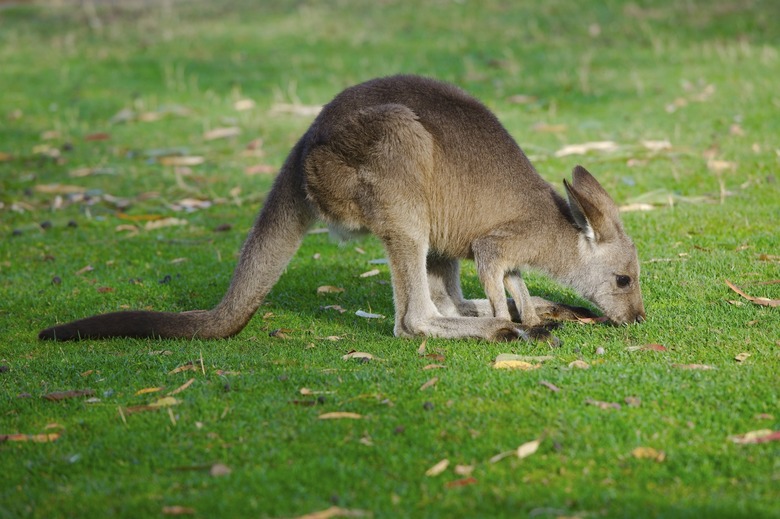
top-left (39, 137), bottom-right (316, 341)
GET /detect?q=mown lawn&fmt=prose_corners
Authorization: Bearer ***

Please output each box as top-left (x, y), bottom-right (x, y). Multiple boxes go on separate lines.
top-left (0, 1), bottom-right (778, 518)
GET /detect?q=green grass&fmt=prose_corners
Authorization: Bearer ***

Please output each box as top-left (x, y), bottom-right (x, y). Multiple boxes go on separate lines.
top-left (1, 1), bottom-right (779, 517)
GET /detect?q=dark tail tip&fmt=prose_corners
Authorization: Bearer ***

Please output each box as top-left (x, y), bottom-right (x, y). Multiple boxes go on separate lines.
top-left (39, 324), bottom-right (80, 341)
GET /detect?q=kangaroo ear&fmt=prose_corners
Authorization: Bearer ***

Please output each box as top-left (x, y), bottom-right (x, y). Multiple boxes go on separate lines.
top-left (563, 165), bottom-right (622, 242)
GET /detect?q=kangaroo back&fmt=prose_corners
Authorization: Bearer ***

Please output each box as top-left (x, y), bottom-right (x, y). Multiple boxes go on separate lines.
top-left (39, 137), bottom-right (315, 340)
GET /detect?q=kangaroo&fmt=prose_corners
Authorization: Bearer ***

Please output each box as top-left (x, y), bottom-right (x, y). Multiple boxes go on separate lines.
top-left (38, 75), bottom-right (645, 342)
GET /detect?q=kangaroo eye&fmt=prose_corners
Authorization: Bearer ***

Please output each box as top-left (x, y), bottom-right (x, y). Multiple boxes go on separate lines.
top-left (616, 275), bottom-right (632, 288)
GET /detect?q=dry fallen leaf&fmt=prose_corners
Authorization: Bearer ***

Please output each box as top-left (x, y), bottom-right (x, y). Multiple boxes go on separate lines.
top-left (342, 351), bottom-right (375, 361)
top-left (734, 352), bottom-right (751, 363)
top-left (626, 344), bottom-right (667, 352)
top-left (568, 360), bottom-right (590, 370)
top-left (631, 446), bottom-right (666, 462)
top-left (145, 218), bottom-right (188, 230)
top-left (539, 380), bottom-right (561, 392)
top-left (291, 506), bottom-right (371, 519)
top-left (203, 127), bottom-right (241, 141)
top-left (493, 360), bottom-right (541, 370)
top-left (419, 377), bottom-right (439, 391)
top-left (585, 398), bottom-right (621, 410)
top-left (355, 310), bottom-right (384, 319)
top-left (148, 396), bottom-right (180, 408)
top-left (135, 387), bottom-right (164, 396)
top-left (244, 164), bottom-right (277, 175)
top-left (673, 363), bottom-right (715, 371)
top-left (161, 506), bottom-right (196, 516)
top-left (168, 378), bottom-right (195, 396)
top-left (35, 183), bottom-right (87, 194)
top-left (168, 361), bottom-right (202, 375)
top-left (159, 156), bottom-right (205, 166)
top-left (445, 477), bottom-right (478, 488)
top-left (516, 439), bottom-right (541, 459)
top-left (359, 269), bottom-right (381, 278)
top-left (454, 464), bottom-right (474, 476)
top-left (318, 412), bottom-right (362, 420)
top-left (42, 389), bottom-right (95, 401)
top-left (416, 340), bottom-right (427, 355)
top-left (209, 462), bottom-right (231, 477)
top-left (1, 433), bottom-right (61, 443)
top-left (317, 285), bottom-right (345, 294)
top-left (555, 141), bottom-right (619, 157)
top-left (725, 279), bottom-right (780, 307)
top-left (729, 429), bottom-right (780, 444)
top-left (422, 364), bottom-right (446, 370)
top-left (425, 458), bottom-right (450, 477)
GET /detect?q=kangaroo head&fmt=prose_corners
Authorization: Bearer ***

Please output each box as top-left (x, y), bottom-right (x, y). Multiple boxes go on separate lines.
top-left (563, 165), bottom-right (646, 325)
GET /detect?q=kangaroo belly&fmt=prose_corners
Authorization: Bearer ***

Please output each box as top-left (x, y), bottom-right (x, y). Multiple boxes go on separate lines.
top-left (303, 103), bottom-right (435, 237)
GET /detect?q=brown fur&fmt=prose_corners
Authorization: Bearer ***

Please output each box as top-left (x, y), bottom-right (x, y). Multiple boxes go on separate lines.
top-left (39, 75), bottom-right (645, 342)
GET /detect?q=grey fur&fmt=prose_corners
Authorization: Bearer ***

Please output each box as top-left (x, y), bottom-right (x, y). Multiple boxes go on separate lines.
top-left (39, 75), bottom-right (645, 342)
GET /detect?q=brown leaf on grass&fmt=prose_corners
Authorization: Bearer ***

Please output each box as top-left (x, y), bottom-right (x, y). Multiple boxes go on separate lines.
top-left (631, 446), bottom-right (666, 462)
top-left (159, 156), bottom-right (204, 166)
top-left (539, 380), bottom-right (561, 392)
top-left (673, 363), bottom-right (715, 371)
top-left (322, 305), bottom-right (347, 313)
top-left (269, 328), bottom-right (291, 339)
top-left (168, 361), bottom-right (202, 375)
top-left (291, 506), bottom-right (371, 519)
top-left (42, 389), bottom-right (95, 401)
top-left (729, 429), bottom-right (780, 444)
top-left (445, 477), bottom-right (478, 488)
top-left (626, 344), bottom-right (667, 352)
top-left (318, 412), bottom-right (362, 420)
top-left (734, 352), bottom-right (751, 363)
top-left (355, 310), bottom-right (384, 319)
top-left (35, 183), bottom-right (87, 194)
top-left (568, 360), bottom-right (590, 370)
top-left (454, 464), bottom-right (474, 476)
top-left (75, 265), bottom-right (94, 277)
top-left (423, 364), bottom-right (446, 370)
top-left (425, 458), bottom-right (449, 476)
top-left (145, 217), bottom-right (188, 230)
top-left (244, 164), bottom-right (276, 175)
top-left (84, 132), bottom-right (111, 141)
top-left (162, 506), bottom-right (196, 515)
top-left (168, 378), bottom-right (195, 396)
top-left (135, 387), bottom-right (164, 396)
top-left (625, 396), bottom-right (642, 407)
top-left (1, 433), bottom-right (61, 443)
top-left (555, 141), bottom-right (618, 157)
top-left (203, 127), bottom-right (241, 141)
top-left (533, 122), bottom-right (567, 133)
top-left (209, 463), bottom-right (231, 477)
top-left (317, 285), bottom-right (345, 294)
top-left (96, 286), bottom-right (114, 293)
top-left (342, 351), bottom-right (376, 361)
top-left (516, 439), bottom-right (541, 459)
top-left (0, 151), bottom-right (13, 161)
top-left (359, 269), bottom-right (381, 278)
top-left (419, 377), bottom-right (439, 391)
top-left (234, 99), bottom-right (256, 111)
top-left (725, 279), bottom-right (780, 307)
top-left (586, 398), bottom-right (621, 410)
top-left (493, 360), bottom-right (541, 370)
top-left (416, 340), bottom-right (427, 355)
